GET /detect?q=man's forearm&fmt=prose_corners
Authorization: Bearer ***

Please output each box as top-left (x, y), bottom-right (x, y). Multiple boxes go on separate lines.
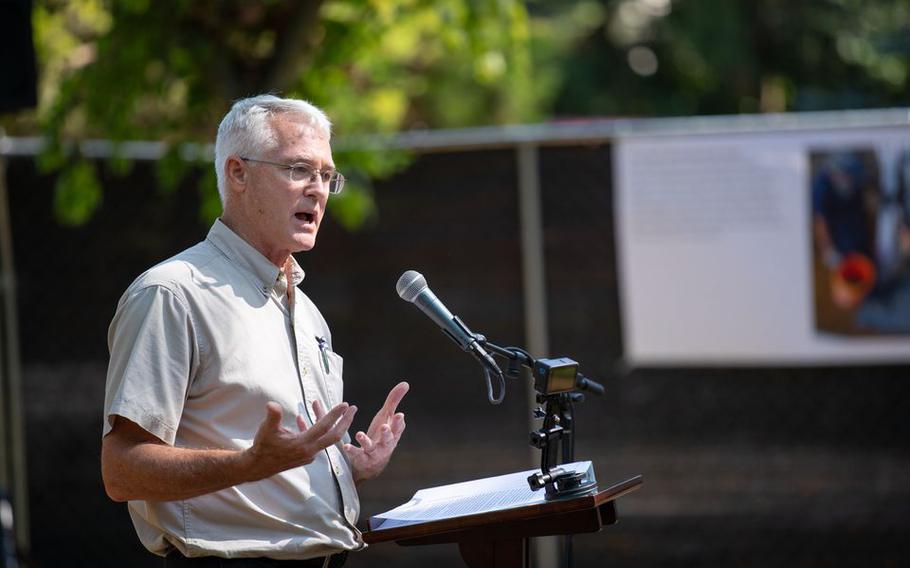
top-left (101, 403), bottom-right (356, 503)
top-left (101, 436), bottom-right (263, 502)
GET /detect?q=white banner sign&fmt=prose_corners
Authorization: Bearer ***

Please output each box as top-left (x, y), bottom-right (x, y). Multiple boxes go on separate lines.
top-left (615, 122), bottom-right (910, 365)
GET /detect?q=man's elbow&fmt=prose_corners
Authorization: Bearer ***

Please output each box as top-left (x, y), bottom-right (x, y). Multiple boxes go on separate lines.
top-left (104, 481), bottom-right (130, 503)
top-left (101, 457), bottom-right (131, 502)
top-left (101, 438), bottom-right (134, 502)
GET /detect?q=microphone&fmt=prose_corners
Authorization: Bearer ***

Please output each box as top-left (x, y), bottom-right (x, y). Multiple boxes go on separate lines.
top-left (396, 270), bottom-right (503, 378)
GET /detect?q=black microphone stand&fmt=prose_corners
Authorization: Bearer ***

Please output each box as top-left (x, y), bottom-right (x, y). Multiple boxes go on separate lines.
top-left (472, 336), bottom-right (606, 568)
top-left (473, 338), bottom-right (604, 496)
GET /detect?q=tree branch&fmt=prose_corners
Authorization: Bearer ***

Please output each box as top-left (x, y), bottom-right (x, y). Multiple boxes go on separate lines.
top-left (261, 0), bottom-right (325, 93)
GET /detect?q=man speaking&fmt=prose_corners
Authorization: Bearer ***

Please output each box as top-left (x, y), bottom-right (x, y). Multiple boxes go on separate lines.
top-left (101, 95), bottom-right (408, 567)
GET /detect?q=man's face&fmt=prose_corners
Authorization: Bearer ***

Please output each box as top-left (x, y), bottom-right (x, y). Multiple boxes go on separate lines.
top-left (245, 114), bottom-right (332, 256)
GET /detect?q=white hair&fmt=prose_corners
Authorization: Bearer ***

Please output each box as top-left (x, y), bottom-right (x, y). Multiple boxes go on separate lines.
top-left (214, 94), bottom-right (332, 203)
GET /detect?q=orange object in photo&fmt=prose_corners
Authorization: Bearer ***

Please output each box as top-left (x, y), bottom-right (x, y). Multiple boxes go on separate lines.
top-left (830, 253), bottom-right (876, 309)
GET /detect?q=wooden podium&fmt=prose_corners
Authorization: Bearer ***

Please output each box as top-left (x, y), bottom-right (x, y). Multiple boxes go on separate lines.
top-left (362, 475), bottom-right (643, 568)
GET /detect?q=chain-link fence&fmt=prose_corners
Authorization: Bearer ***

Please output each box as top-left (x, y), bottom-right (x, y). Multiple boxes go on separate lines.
top-left (5, 137), bottom-right (909, 567)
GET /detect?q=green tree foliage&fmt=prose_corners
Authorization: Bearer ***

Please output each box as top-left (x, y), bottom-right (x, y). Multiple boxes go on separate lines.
top-left (7, 0), bottom-right (536, 227)
top-left (537, 0), bottom-right (910, 118)
top-left (6, 0), bottom-right (907, 227)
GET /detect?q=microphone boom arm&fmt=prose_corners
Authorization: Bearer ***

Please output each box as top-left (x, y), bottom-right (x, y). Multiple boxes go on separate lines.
top-left (471, 336), bottom-right (605, 498)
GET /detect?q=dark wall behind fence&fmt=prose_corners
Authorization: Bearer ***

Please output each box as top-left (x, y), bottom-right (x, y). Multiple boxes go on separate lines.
top-left (7, 143), bottom-right (909, 567)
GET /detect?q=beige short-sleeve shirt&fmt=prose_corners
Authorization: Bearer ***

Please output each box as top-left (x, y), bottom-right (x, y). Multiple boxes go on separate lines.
top-left (103, 219), bottom-right (362, 559)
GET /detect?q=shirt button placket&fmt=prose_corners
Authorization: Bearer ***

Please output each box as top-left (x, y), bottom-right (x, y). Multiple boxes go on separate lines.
top-left (326, 447), bottom-right (357, 524)
top-left (292, 308), bottom-right (355, 523)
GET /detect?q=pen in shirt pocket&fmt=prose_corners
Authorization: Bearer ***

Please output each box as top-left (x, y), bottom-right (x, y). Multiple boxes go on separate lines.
top-left (315, 336), bottom-right (331, 374)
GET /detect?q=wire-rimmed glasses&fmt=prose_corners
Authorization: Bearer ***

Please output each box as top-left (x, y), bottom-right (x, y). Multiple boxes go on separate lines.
top-left (239, 157), bottom-right (345, 194)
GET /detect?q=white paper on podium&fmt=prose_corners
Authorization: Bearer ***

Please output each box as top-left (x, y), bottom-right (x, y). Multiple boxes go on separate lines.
top-left (369, 461), bottom-right (595, 531)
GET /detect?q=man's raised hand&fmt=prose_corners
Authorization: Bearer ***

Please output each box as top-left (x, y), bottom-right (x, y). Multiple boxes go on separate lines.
top-left (246, 400), bottom-right (357, 481)
top-left (336, 381), bottom-right (409, 483)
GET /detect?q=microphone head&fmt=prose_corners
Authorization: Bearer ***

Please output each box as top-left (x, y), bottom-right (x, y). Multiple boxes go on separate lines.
top-left (396, 270), bottom-right (427, 302)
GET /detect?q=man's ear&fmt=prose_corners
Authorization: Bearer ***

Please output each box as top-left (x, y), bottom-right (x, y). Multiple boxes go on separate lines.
top-left (225, 156), bottom-right (248, 192)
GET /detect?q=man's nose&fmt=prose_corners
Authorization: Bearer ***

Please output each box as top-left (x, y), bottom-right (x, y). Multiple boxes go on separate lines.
top-left (302, 176), bottom-right (328, 199)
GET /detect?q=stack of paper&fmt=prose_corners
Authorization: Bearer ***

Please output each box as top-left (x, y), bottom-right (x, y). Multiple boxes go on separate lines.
top-left (369, 461), bottom-right (596, 531)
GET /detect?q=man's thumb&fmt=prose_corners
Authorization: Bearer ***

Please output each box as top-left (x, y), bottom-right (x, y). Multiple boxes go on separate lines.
top-left (263, 401), bottom-right (283, 429)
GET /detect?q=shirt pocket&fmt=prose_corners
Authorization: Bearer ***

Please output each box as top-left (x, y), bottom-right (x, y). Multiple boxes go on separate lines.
top-left (314, 336), bottom-right (345, 407)
top-left (323, 350), bottom-right (344, 407)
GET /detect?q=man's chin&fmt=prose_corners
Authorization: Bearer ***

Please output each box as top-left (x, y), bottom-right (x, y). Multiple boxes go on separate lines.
top-left (292, 234), bottom-right (317, 252)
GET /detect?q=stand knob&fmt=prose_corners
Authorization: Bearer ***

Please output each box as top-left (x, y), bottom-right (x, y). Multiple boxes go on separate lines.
top-left (547, 470), bottom-right (598, 499)
top-left (527, 468), bottom-right (597, 499)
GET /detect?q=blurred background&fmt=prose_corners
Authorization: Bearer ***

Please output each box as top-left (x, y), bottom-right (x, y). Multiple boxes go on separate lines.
top-left (1, 0), bottom-right (909, 566)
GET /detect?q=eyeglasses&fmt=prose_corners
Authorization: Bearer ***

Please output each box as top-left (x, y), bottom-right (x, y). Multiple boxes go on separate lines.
top-left (239, 157), bottom-right (345, 194)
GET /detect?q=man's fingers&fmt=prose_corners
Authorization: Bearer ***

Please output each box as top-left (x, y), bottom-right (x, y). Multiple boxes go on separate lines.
top-left (262, 401), bottom-right (284, 431)
top-left (380, 382), bottom-right (410, 417)
top-left (309, 404), bottom-right (357, 447)
top-left (380, 424), bottom-right (394, 445)
top-left (294, 405), bottom-right (356, 464)
top-left (355, 431), bottom-right (374, 452)
top-left (304, 402), bottom-right (350, 439)
top-left (342, 443), bottom-right (363, 460)
top-left (391, 413), bottom-right (406, 436)
top-left (326, 405), bottom-right (358, 443)
top-left (296, 413), bottom-right (308, 432)
top-left (312, 399), bottom-right (326, 420)
top-left (368, 382), bottom-right (409, 435)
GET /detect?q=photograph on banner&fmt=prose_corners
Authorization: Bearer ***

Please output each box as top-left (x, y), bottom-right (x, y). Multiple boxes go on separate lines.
top-left (811, 147), bottom-right (910, 336)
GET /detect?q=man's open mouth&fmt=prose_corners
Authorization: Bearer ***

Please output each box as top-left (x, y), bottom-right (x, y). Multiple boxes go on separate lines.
top-left (295, 212), bottom-right (315, 223)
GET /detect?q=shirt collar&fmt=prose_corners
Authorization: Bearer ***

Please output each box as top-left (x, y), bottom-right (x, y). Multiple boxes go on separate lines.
top-left (206, 219), bottom-right (306, 297)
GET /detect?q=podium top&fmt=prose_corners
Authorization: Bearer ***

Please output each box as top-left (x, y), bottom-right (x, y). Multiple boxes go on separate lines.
top-left (363, 474), bottom-right (642, 545)
top-left (368, 461), bottom-right (597, 532)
